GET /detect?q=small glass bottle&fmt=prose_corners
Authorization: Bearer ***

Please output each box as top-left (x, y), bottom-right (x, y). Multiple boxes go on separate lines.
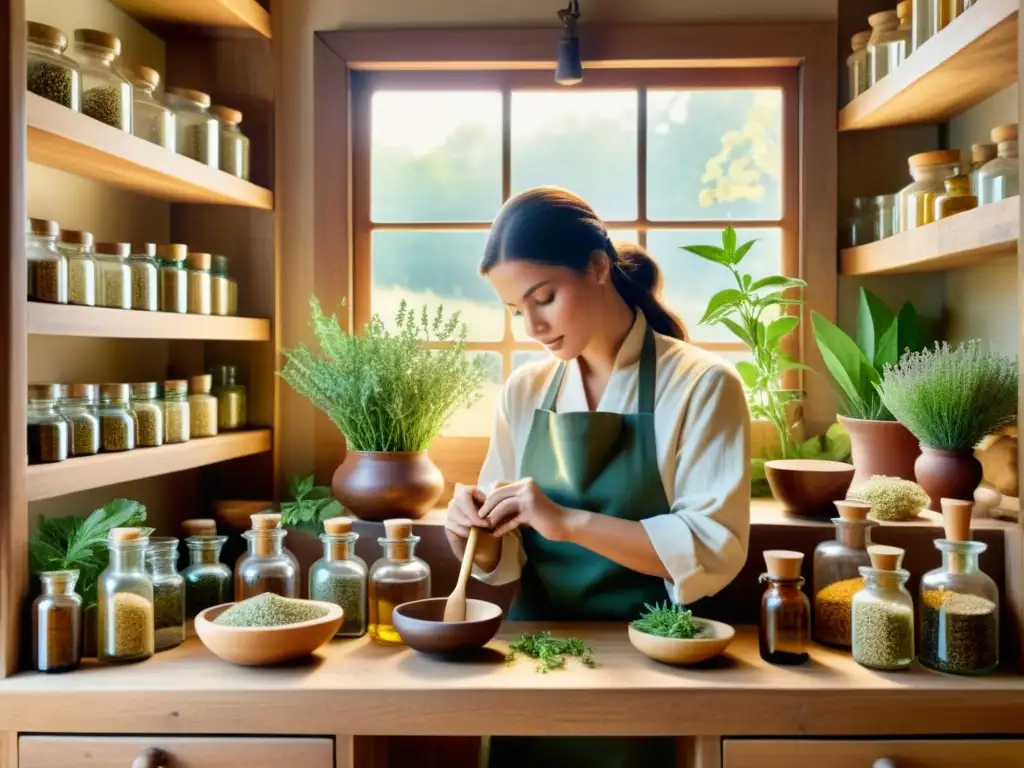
top-left (228, 277), bottom-right (238, 316)
top-left (28, 383), bottom-right (69, 464)
top-left (852, 546), bottom-right (914, 671)
top-left (899, 149), bottom-right (960, 230)
top-left (758, 550), bottom-right (810, 665)
top-left (211, 364), bottom-right (248, 430)
top-left (867, 10), bottom-right (902, 86)
top-left (186, 252), bottom-right (213, 315)
top-left (310, 516), bottom-right (368, 638)
top-left (911, 0), bottom-right (933, 52)
top-left (94, 241), bottom-right (131, 310)
top-left (211, 105), bottom-right (251, 180)
top-left (369, 518), bottom-right (431, 645)
top-left (875, 193), bottom-right (900, 238)
top-left (128, 242), bottom-right (159, 311)
top-left (58, 228), bottom-right (96, 307)
top-left (59, 382), bottom-right (99, 457)
top-left (933, 174), bottom-right (977, 219)
top-left (896, 0), bottom-right (913, 61)
top-left (157, 243), bottom-right (188, 314)
top-left (27, 21), bottom-right (82, 111)
top-left (235, 513), bottom-right (299, 600)
top-left (969, 143), bottom-right (998, 197)
top-left (130, 381), bottom-right (164, 448)
top-left (128, 64), bottom-right (174, 151)
top-left (211, 254), bottom-right (231, 316)
top-left (977, 124), bottom-right (1018, 205)
top-left (98, 527), bottom-right (154, 663)
top-left (183, 524), bottom-right (232, 618)
top-left (163, 379), bottom-right (191, 443)
top-left (33, 569), bottom-right (82, 673)
top-left (98, 383), bottom-right (137, 452)
top-left (146, 537), bottom-right (185, 652)
top-left (846, 31), bottom-right (871, 104)
top-left (813, 501), bottom-right (876, 648)
top-left (71, 29), bottom-right (131, 132)
top-left (27, 217), bottom-right (68, 304)
top-left (188, 374), bottom-right (218, 438)
top-left (844, 196), bottom-right (877, 247)
top-left (166, 87), bottom-right (219, 167)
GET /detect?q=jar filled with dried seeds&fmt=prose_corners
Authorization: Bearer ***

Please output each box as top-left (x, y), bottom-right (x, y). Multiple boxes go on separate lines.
top-left (99, 383), bottom-right (137, 452)
top-left (166, 87), bottom-right (218, 167)
top-left (70, 29), bottom-right (131, 132)
top-left (163, 379), bottom-right (191, 443)
top-left (59, 382), bottom-right (99, 457)
top-left (130, 382), bottom-right (164, 448)
top-left (95, 241), bottom-right (131, 309)
top-left (33, 569), bottom-right (82, 673)
top-left (184, 528), bottom-right (232, 618)
top-left (98, 527), bottom-right (154, 663)
top-left (211, 254), bottom-right (230, 316)
top-left (27, 217), bottom-right (68, 304)
top-left (211, 105), bottom-right (251, 180)
top-left (128, 64), bottom-right (174, 150)
top-left (128, 243), bottom-right (158, 311)
top-left (851, 546), bottom-right (914, 671)
top-left (188, 374), bottom-right (218, 438)
top-left (28, 383), bottom-right (69, 464)
top-left (211, 364), bottom-right (247, 430)
top-left (27, 21), bottom-right (81, 111)
top-left (186, 252), bottom-right (212, 315)
top-left (157, 243), bottom-right (188, 314)
top-left (59, 228), bottom-right (96, 307)
top-left (146, 537), bottom-right (185, 651)
top-left (813, 500), bottom-right (875, 648)
top-left (310, 517), bottom-right (367, 637)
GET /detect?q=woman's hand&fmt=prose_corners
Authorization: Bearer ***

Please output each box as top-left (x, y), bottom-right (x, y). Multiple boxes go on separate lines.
top-left (445, 484), bottom-right (502, 573)
top-left (478, 478), bottom-right (577, 541)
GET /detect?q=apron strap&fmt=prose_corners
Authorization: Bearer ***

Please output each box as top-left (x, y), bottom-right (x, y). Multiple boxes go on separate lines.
top-left (540, 362), bottom-right (568, 412)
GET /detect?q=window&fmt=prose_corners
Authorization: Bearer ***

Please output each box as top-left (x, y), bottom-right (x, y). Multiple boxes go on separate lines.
top-left (352, 69), bottom-right (798, 441)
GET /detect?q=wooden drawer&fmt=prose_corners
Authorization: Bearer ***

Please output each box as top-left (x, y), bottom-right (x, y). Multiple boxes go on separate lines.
top-left (724, 739), bottom-right (1024, 768)
top-left (19, 736), bottom-right (334, 768)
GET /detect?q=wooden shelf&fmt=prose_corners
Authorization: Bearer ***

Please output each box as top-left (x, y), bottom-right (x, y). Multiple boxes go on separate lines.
top-left (28, 304), bottom-right (271, 342)
top-left (839, 0), bottom-right (1018, 130)
top-left (27, 429), bottom-right (272, 502)
top-left (109, 0), bottom-right (271, 39)
top-left (27, 93), bottom-right (273, 209)
top-left (840, 196), bottom-right (1018, 276)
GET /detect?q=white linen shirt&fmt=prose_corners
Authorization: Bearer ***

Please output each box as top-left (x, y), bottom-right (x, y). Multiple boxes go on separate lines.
top-left (472, 312), bottom-right (751, 605)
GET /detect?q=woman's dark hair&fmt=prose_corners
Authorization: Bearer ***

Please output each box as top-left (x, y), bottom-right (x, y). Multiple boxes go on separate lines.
top-left (480, 186), bottom-right (687, 341)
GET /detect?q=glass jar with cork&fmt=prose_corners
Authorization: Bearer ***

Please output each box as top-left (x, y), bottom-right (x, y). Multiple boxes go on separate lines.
top-left (32, 569), bottom-right (82, 673)
top-left (94, 241), bottom-right (131, 309)
top-left (211, 364), bottom-right (247, 430)
top-left (58, 228), bottom-right (96, 307)
top-left (130, 382), bottom-right (164, 448)
top-left (846, 31), bottom-right (871, 104)
top-left (128, 64), bottom-right (174, 151)
top-left (99, 383), bottom-right (137, 452)
top-left (157, 243), bottom-right (188, 313)
top-left (163, 379), bottom-right (191, 443)
top-left (933, 174), bottom-right (977, 220)
top-left (310, 516), bottom-right (368, 638)
top-left (28, 383), bottom-right (70, 464)
top-left (369, 518), bottom-right (431, 645)
top-left (899, 149), bottom-right (960, 231)
top-left (181, 519), bottom-right (232, 618)
top-left (812, 500), bottom-right (876, 648)
top-left (27, 21), bottom-right (81, 111)
top-left (235, 513), bottom-right (300, 600)
top-left (211, 105), bottom-right (251, 180)
top-left (128, 243), bottom-right (159, 311)
top-left (851, 545), bottom-right (914, 671)
top-left (59, 383), bottom-right (99, 457)
top-left (98, 527), bottom-right (154, 663)
top-left (186, 252), bottom-right (213, 315)
top-left (895, 1), bottom-right (912, 62)
top-left (146, 537), bottom-right (185, 652)
top-left (211, 254), bottom-right (231, 316)
top-left (977, 123), bottom-right (1018, 205)
top-left (188, 374), bottom-right (218, 438)
top-left (70, 29), bottom-right (132, 132)
top-left (166, 87), bottom-right (219, 167)
top-left (26, 217), bottom-right (68, 304)
top-left (866, 10), bottom-right (902, 86)
top-left (758, 549), bottom-right (810, 665)
top-left (969, 143), bottom-right (997, 196)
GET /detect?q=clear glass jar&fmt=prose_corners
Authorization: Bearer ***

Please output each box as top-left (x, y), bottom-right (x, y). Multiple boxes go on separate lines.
top-left (166, 87), bottom-right (218, 167)
top-left (128, 64), bottom-right (174, 151)
top-left (28, 383), bottom-right (69, 464)
top-left (899, 149), bottom-right (960, 230)
top-left (59, 382), bottom-right (99, 457)
top-left (875, 193), bottom-right (900, 238)
top-left (846, 31), bottom-right (871, 104)
top-left (28, 21), bottom-right (80, 111)
top-left (98, 529), bottom-right (154, 663)
top-left (844, 196), bottom-right (877, 247)
top-left (235, 516), bottom-right (299, 600)
top-left (59, 228), bottom-right (96, 307)
top-left (157, 243), bottom-right (188, 314)
top-left (867, 10), bottom-right (902, 86)
top-left (977, 124), bottom-right (1018, 205)
top-left (211, 105), bottom-right (251, 180)
top-left (934, 174), bottom-right (977, 219)
top-left (970, 142), bottom-right (998, 197)
top-left (27, 217), bottom-right (67, 304)
top-left (33, 569), bottom-right (82, 673)
top-left (228, 278), bottom-right (238, 316)
top-left (94, 241), bottom-right (131, 309)
top-left (310, 527), bottom-right (368, 638)
top-left (98, 383), bottom-right (137, 452)
top-left (70, 29), bottom-right (131, 132)
top-left (813, 513), bottom-right (876, 648)
top-left (211, 364), bottom-right (247, 430)
top-left (130, 381), bottom-right (164, 448)
top-left (211, 254), bottom-right (231, 316)
top-left (146, 537), bottom-right (185, 652)
top-left (163, 379), bottom-right (191, 443)
top-left (369, 520), bottom-right (431, 645)
top-left (188, 374), bottom-right (218, 438)
top-left (128, 242), bottom-right (159, 311)
top-left (920, 539), bottom-right (999, 675)
top-left (184, 535), bottom-right (232, 618)
top-left (186, 252), bottom-right (212, 315)
top-left (852, 565), bottom-right (914, 671)
top-left (896, 0), bottom-right (913, 61)
top-left (911, 0), bottom-right (933, 51)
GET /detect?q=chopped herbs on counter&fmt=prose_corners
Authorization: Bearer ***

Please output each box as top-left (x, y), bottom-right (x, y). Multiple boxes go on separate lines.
top-left (630, 601), bottom-right (699, 639)
top-left (214, 592), bottom-right (328, 628)
top-left (506, 631), bottom-right (596, 672)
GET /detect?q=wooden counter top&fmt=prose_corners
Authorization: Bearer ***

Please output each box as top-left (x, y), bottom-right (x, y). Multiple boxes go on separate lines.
top-left (3, 625), bottom-right (1024, 737)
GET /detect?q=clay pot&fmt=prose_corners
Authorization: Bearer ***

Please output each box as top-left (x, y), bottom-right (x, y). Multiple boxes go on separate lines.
top-left (764, 459), bottom-right (856, 520)
top-left (332, 450), bottom-right (444, 521)
top-left (838, 414), bottom-right (921, 493)
top-left (914, 445), bottom-right (983, 512)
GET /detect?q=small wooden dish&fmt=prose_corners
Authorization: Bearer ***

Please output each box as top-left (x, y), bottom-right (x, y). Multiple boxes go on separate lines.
top-left (628, 618), bottom-right (735, 666)
top-left (213, 499), bottom-right (273, 530)
top-left (392, 598), bottom-right (503, 655)
top-left (194, 601), bottom-right (343, 666)
top-left (765, 459), bottom-right (856, 519)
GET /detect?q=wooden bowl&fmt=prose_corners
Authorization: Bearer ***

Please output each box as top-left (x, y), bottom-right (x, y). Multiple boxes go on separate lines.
top-left (194, 601), bottom-right (343, 666)
top-left (392, 598), bottom-right (503, 655)
top-left (765, 459), bottom-right (856, 519)
top-left (628, 618), bottom-right (735, 666)
top-left (213, 499), bottom-right (274, 531)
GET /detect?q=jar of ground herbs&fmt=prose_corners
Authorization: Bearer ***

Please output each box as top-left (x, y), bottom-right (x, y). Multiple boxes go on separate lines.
top-left (163, 379), bottom-right (191, 443)
top-left (211, 364), bottom-right (247, 430)
top-left (128, 243), bottom-right (159, 311)
top-left (157, 243), bottom-right (188, 313)
top-left (145, 537), bottom-right (185, 652)
top-left (166, 87), bottom-right (219, 167)
top-left (210, 254), bottom-right (230, 316)
top-left (235, 513), bottom-right (299, 600)
top-left (33, 569), bottom-right (82, 673)
top-left (26, 217), bottom-right (68, 304)
top-left (70, 29), bottom-right (132, 132)
top-left (99, 383), bottom-right (137, 452)
top-left (812, 500), bottom-right (876, 648)
top-left (188, 374), bottom-right (218, 438)
top-left (98, 527), bottom-right (154, 663)
top-left (310, 516), bottom-right (367, 637)
top-left (59, 382), bottom-right (99, 457)
top-left (851, 546), bottom-right (914, 671)
top-left (58, 228), bottom-right (96, 307)
top-left (130, 381), bottom-right (164, 448)
top-left (27, 21), bottom-right (81, 111)
top-left (211, 105), bottom-right (251, 180)
top-left (128, 64), bottom-right (174, 150)
top-left (186, 252), bottom-right (213, 315)
top-left (184, 532), bottom-right (232, 618)
top-left (28, 383), bottom-right (69, 464)
top-left (94, 241), bottom-right (131, 309)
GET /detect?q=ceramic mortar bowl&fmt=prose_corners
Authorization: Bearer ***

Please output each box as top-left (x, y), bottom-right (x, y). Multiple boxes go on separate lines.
top-left (392, 598), bottom-right (503, 655)
top-left (765, 459), bottom-right (856, 519)
top-left (628, 617), bottom-right (735, 666)
top-left (195, 601), bottom-right (343, 666)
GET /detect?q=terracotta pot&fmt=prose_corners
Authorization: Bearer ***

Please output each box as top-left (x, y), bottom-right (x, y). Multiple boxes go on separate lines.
top-left (764, 459), bottom-right (855, 520)
top-left (332, 450), bottom-right (444, 521)
top-left (839, 414), bottom-right (921, 493)
top-left (914, 445), bottom-right (983, 512)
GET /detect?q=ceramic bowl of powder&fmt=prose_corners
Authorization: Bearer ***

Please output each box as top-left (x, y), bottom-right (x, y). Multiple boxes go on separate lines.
top-left (195, 593), bottom-right (343, 666)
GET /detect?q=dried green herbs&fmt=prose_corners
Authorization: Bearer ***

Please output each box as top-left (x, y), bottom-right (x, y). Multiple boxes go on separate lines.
top-left (28, 421), bottom-right (68, 463)
top-left (310, 570), bottom-right (364, 636)
top-left (153, 580), bottom-right (184, 651)
top-left (82, 86), bottom-right (123, 129)
top-left (214, 593), bottom-right (328, 628)
top-left (851, 599), bottom-right (914, 669)
top-left (28, 61), bottom-right (75, 107)
top-left (101, 591), bottom-right (154, 660)
top-left (506, 631), bottom-right (596, 672)
top-left (630, 601), bottom-right (699, 639)
top-left (921, 590), bottom-right (998, 675)
top-left (185, 570), bottom-right (231, 617)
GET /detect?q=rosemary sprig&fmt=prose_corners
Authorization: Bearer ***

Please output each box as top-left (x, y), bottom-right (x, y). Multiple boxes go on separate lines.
top-left (506, 631), bottom-right (596, 672)
top-left (630, 601), bottom-right (699, 639)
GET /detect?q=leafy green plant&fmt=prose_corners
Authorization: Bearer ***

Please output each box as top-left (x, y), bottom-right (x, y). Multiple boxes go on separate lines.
top-left (278, 297), bottom-right (489, 452)
top-left (750, 422), bottom-right (852, 497)
top-left (630, 601), bottom-right (700, 639)
top-left (28, 499), bottom-right (147, 609)
top-left (877, 340), bottom-right (1017, 451)
top-left (280, 473), bottom-right (344, 536)
top-left (506, 631), bottom-right (596, 672)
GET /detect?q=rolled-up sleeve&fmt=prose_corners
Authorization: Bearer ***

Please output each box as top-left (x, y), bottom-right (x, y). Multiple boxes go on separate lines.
top-left (640, 365), bottom-right (751, 605)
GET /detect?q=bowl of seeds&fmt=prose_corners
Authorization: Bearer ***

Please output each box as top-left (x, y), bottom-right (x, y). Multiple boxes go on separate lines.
top-left (195, 593), bottom-right (343, 666)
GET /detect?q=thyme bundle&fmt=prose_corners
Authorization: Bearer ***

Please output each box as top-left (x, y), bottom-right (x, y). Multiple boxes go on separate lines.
top-left (506, 631), bottom-right (596, 672)
top-left (630, 601), bottom-right (700, 639)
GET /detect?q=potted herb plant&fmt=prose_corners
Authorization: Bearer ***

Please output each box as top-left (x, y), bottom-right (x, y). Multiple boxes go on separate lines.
top-left (279, 297), bottom-right (488, 520)
top-left (877, 340), bottom-right (1018, 511)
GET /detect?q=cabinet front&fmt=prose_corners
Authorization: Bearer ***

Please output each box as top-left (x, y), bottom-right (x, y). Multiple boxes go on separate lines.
top-left (724, 738), bottom-right (1024, 768)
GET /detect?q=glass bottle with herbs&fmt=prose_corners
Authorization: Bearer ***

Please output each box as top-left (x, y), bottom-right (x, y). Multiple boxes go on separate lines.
top-left (758, 550), bottom-right (810, 665)
top-left (813, 500), bottom-right (876, 648)
top-left (211, 105), bottom-right (251, 180)
top-left (26, 217), bottom-right (68, 304)
top-left (99, 383), bottom-right (137, 452)
top-left (70, 29), bottom-right (131, 132)
top-left (211, 364), bottom-right (247, 430)
top-left (186, 252), bottom-right (213, 315)
top-left (851, 545), bottom-right (914, 671)
top-left (59, 382), bottom-right (99, 457)
top-left (163, 379), bottom-right (191, 443)
top-left (188, 374), bottom-right (218, 438)
top-left (27, 21), bottom-right (81, 110)
top-left (94, 241), bottom-right (131, 309)
top-left (166, 87), bottom-right (219, 167)
top-left (28, 383), bottom-right (69, 464)
top-left (130, 382), bottom-right (164, 448)
top-left (33, 569), bottom-right (82, 673)
top-left (899, 149), bottom-right (960, 231)
top-left (310, 516), bottom-right (367, 637)
top-left (211, 254), bottom-right (231, 316)
top-left (157, 243), bottom-right (188, 313)
top-left (977, 123), bottom-right (1018, 205)
top-left (58, 228), bottom-right (96, 307)
top-left (128, 243), bottom-right (159, 311)
top-left (146, 537), bottom-right (185, 652)
top-left (98, 527), bottom-right (154, 663)
top-left (235, 513), bottom-right (299, 600)
top-left (183, 525), bottom-right (232, 618)
top-left (933, 174), bottom-right (977, 220)
top-left (369, 518), bottom-right (431, 645)
top-left (128, 64), bottom-right (174, 150)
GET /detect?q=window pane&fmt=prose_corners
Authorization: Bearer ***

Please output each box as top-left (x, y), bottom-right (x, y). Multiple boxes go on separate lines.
top-left (511, 91), bottom-right (638, 221)
top-left (647, 228), bottom-right (783, 344)
top-left (371, 91), bottom-right (502, 223)
top-left (442, 352), bottom-right (502, 437)
top-left (371, 230), bottom-right (503, 341)
top-left (647, 89), bottom-right (782, 221)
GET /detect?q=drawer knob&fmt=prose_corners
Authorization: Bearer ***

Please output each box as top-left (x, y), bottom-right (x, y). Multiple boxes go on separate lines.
top-left (132, 747), bottom-right (168, 768)
top-left (873, 760), bottom-right (897, 768)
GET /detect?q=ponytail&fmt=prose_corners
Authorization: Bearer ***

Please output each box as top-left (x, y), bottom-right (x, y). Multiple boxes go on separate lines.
top-left (609, 242), bottom-right (687, 341)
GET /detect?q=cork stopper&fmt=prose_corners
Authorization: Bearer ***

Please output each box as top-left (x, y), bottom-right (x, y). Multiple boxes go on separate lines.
top-left (181, 518), bottom-right (217, 538)
top-left (909, 149), bottom-right (961, 168)
top-left (189, 374), bottom-right (212, 393)
top-left (868, 10), bottom-right (899, 30)
top-left (972, 143), bottom-right (998, 164)
top-left (131, 243), bottom-right (157, 258)
top-left (250, 512), bottom-right (281, 531)
top-left (991, 123), bottom-right (1018, 144)
top-left (763, 550), bottom-right (803, 580)
top-left (187, 252), bottom-right (212, 271)
top-left (164, 379), bottom-right (188, 395)
top-left (95, 241), bottom-right (130, 258)
top-left (27, 21), bottom-right (66, 50)
top-left (323, 516), bottom-right (353, 535)
top-left (383, 518), bottom-right (413, 539)
top-left (129, 64), bottom-right (160, 89)
top-left (868, 545), bottom-right (904, 571)
top-left (851, 30), bottom-right (871, 51)
top-left (834, 499), bottom-right (872, 521)
top-left (74, 28), bottom-right (121, 56)
top-left (168, 87), bottom-right (211, 108)
top-left (109, 527), bottom-right (143, 542)
top-left (27, 217), bottom-right (59, 237)
top-left (896, 0), bottom-right (911, 21)
top-left (59, 228), bottom-right (94, 246)
top-left (211, 105), bottom-right (243, 125)
top-left (100, 383), bottom-right (130, 402)
top-left (941, 498), bottom-right (973, 542)
top-left (156, 243), bottom-right (188, 262)
top-left (66, 383), bottom-right (97, 401)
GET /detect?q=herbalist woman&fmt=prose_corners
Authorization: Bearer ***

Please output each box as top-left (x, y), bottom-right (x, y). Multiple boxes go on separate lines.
top-left (445, 187), bottom-right (751, 768)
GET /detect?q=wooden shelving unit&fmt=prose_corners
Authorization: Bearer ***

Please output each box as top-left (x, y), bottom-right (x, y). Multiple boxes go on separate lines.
top-left (109, 0), bottom-right (271, 38)
top-left (27, 304), bottom-right (271, 341)
top-left (26, 93), bottom-right (273, 209)
top-left (839, 0), bottom-right (1018, 130)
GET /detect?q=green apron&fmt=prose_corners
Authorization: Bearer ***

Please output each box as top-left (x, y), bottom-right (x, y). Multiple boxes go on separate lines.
top-left (489, 324), bottom-right (675, 768)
